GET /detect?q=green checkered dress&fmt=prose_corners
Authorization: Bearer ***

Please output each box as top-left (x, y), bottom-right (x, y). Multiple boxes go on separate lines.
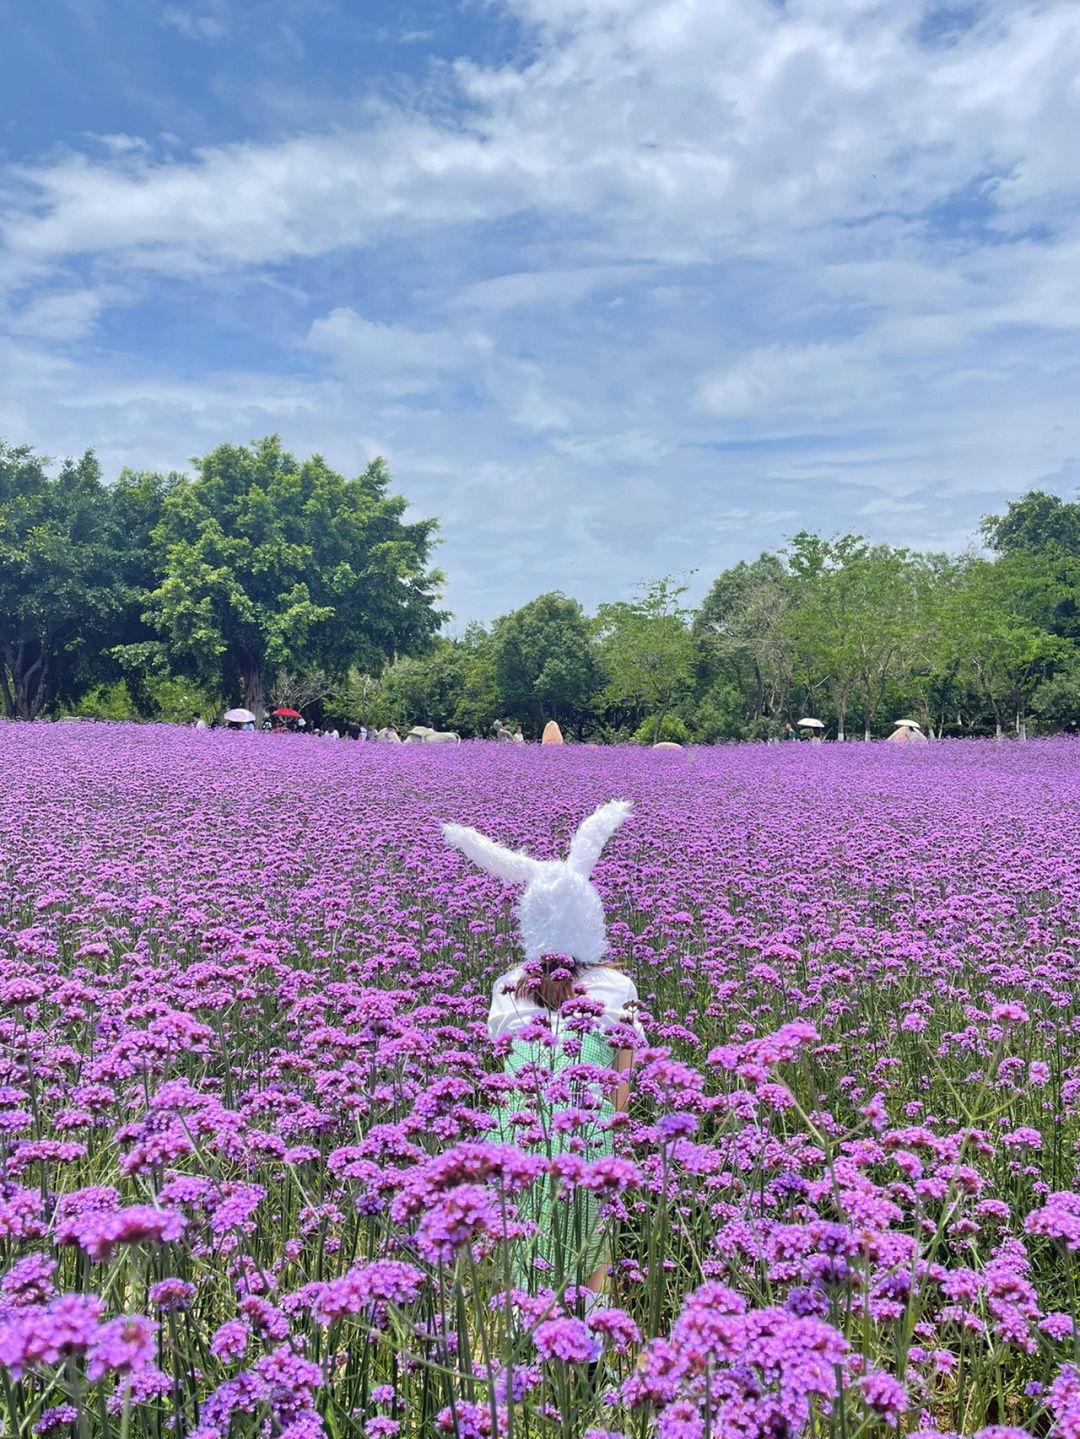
top-left (489, 1028), bottom-right (616, 1288)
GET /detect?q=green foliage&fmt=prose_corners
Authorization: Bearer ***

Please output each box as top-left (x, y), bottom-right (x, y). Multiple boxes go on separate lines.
top-left (72, 681), bottom-right (137, 722)
top-left (596, 575), bottom-right (697, 744)
top-left (694, 554), bottom-right (792, 734)
top-left (9, 430), bottom-right (1080, 742)
top-left (691, 679), bottom-right (753, 742)
top-left (1029, 661), bottom-right (1080, 733)
top-left (148, 437), bottom-right (443, 721)
top-left (0, 442), bottom-right (129, 719)
top-left (785, 533), bottom-right (873, 742)
top-left (381, 644), bottom-right (466, 732)
top-left (982, 490), bottom-right (1080, 556)
top-left (326, 669), bottom-right (386, 730)
top-left (492, 592), bottom-right (599, 731)
top-left (141, 673), bottom-right (221, 725)
top-left (267, 668), bottom-right (336, 718)
top-left (448, 626), bottom-right (501, 737)
top-left (377, 629), bottom-right (502, 737)
top-left (939, 552), bottom-right (1069, 736)
top-left (631, 712), bottom-right (690, 745)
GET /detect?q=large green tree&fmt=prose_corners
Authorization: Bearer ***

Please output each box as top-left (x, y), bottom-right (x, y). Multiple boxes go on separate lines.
top-left (492, 592), bottom-right (598, 733)
top-left (0, 443), bottom-right (122, 719)
top-left (786, 532), bottom-right (869, 741)
top-left (147, 437), bottom-right (443, 722)
top-left (382, 641), bottom-right (469, 733)
top-left (694, 554), bottom-right (793, 730)
top-left (596, 575), bottom-right (697, 743)
top-left (981, 491), bottom-right (1080, 558)
top-left (848, 546), bottom-right (926, 740)
top-left (99, 468), bottom-right (183, 711)
top-left (981, 490), bottom-right (1080, 647)
top-left (941, 553), bottom-right (1067, 738)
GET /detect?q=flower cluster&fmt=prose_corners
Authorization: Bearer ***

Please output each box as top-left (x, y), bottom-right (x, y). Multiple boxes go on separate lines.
top-left (0, 724), bottom-right (1079, 1437)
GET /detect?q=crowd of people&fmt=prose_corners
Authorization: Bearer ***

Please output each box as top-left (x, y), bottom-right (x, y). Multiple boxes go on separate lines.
top-left (202, 716), bottom-right (527, 742)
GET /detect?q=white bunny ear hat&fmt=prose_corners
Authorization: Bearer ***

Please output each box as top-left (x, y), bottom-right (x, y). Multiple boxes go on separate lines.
top-left (442, 799), bottom-right (632, 966)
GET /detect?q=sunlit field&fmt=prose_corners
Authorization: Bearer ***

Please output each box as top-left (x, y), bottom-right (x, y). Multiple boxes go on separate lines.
top-left (3, 723), bottom-right (1080, 1439)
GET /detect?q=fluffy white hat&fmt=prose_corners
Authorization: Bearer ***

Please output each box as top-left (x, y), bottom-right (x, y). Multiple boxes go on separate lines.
top-left (442, 799), bottom-right (633, 965)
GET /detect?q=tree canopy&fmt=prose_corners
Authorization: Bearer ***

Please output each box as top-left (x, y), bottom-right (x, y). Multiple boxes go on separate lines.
top-left (147, 437), bottom-right (443, 722)
top-left (4, 437), bottom-right (1080, 745)
top-left (0, 444), bottom-right (122, 719)
top-left (492, 593), bottom-right (598, 731)
top-left (596, 576), bottom-right (697, 744)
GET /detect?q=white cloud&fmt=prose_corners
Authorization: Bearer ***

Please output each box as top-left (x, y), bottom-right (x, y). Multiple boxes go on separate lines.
top-left (452, 265), bottom-right (656, 313)
top-left (306, 309), bottom-right (492, 387)
top-left (4, 289), bottom-right (104, 343)
top-left (2, 0), bottom-right (1080, 619)
top-left (696, 341), bottom-right (898, 422)
top-left (160, 6), bottom-right (227, 41)
top-left (4, 0), bottom-right (1074, 278)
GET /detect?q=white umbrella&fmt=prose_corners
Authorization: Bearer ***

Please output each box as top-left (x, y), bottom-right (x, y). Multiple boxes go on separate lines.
top-left (797, 717), bottom-right (824, 729)
top-left (894, 718), bottom-right (922, 729)
top-left (223, 708), bottom-right (255, 724)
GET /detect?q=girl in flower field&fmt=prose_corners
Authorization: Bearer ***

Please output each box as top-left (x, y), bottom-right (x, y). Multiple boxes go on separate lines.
top-left (443, 799), bottom-right (644, 1304)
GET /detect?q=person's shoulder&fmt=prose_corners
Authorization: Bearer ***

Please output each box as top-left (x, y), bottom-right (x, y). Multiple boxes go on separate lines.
top-left (589, 965), bottom-right (636, 997)
top-left (491, 965), bottom-right (523, 996)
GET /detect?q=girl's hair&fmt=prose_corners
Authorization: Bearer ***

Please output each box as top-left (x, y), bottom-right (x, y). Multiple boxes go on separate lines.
top-left (514, 955), bottom-right (619, 1012)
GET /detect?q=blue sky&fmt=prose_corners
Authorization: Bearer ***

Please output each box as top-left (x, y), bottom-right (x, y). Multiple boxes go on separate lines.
top-left (2, 0), bottom-right (1079, 624)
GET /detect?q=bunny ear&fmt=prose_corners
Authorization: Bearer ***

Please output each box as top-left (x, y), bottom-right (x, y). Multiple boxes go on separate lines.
top-left (441, 823), bottom-right (539, 886)
top-left (566, 799), bottom-right (633, 877)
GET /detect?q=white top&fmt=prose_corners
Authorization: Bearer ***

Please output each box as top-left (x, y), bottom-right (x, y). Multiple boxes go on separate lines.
top-left (487, 964), bottom-right (646, 1045)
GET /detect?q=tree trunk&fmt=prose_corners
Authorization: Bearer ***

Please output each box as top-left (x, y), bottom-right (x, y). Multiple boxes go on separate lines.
top-left (13, 659), bottom-right (48, 720)
top-left (14, 672), bottom-right (32, 721)
top-left (3, 644), bottom-right (33, 720)
top-left (987, 691), bottom-right (1004, 741)
top-left (240, 651), bottom-right (265, 727)
top-left (652, 707), bottom-right (667, 745)
top-left (3, 638), bottom-right (59, 720)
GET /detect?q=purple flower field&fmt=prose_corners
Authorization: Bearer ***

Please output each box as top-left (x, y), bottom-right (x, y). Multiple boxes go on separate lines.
top-left (3, 723), bottom-right (1080, 1439)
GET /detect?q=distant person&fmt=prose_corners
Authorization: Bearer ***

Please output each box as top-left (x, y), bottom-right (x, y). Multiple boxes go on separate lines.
top-left (513, 726), bottom-right (525, 744)
top-left (783, 722), bottom-right (795, 740)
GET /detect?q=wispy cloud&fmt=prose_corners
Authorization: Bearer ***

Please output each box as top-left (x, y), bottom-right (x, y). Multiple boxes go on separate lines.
top-left (160, 5), bottom-right (227, 42)
top-left (1, 0), bottom-right (1078, 620)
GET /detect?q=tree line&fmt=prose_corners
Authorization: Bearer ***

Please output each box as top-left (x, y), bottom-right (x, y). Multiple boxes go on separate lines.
top-left (4, 434), bottom-right (1080, 740)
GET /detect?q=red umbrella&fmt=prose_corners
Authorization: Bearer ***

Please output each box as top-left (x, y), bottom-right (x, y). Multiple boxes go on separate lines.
top-left (272, 708), bottom-right (301, 719)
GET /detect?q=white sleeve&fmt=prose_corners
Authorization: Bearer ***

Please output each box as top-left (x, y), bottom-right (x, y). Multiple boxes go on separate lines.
top-left (594, 970), bottom-right (647, 1044)
top-left (487, 969), bottom-right (539, 1039)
